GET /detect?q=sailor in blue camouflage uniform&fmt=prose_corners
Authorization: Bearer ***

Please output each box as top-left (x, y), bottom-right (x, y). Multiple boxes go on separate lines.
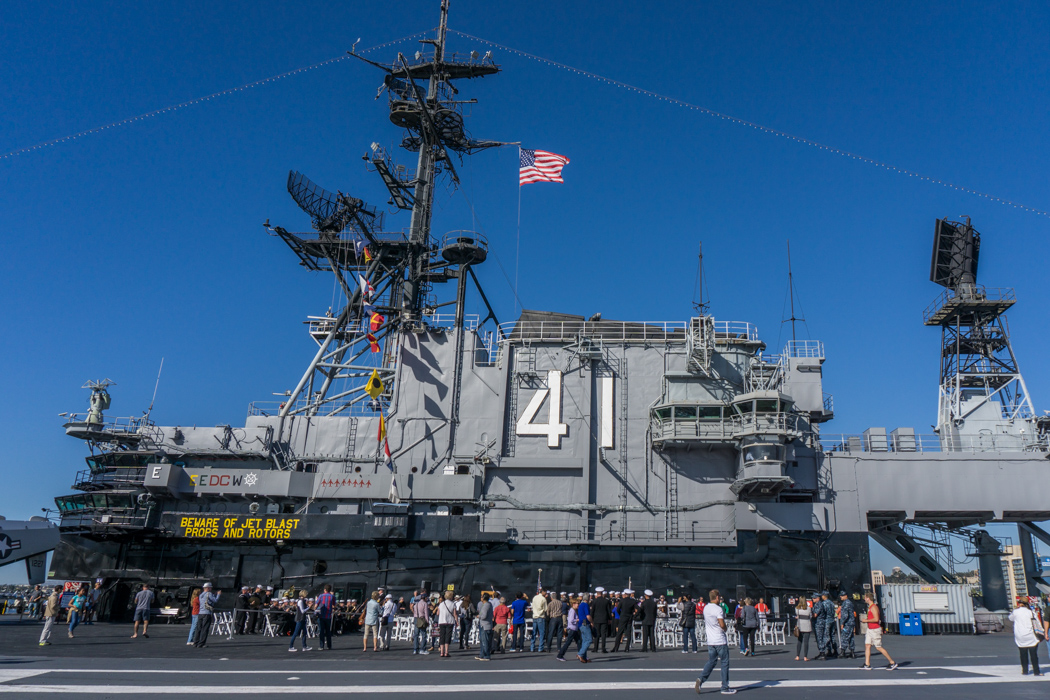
top-left (812, 592), bottom-right (828, 659)
top-left (822, 593), bottom-right (839, 658)
top-left (838, 591), bottom-right (856, 658)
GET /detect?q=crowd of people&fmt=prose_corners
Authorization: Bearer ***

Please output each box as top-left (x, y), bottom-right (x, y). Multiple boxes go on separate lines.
top-left (24, 575), bottom-right (1050, 686)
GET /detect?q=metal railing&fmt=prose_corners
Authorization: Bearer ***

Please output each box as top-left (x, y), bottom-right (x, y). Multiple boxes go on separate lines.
top-left (823, 393), bottom-right (834, 413)
top-left (507, 515), bottom-right (735, 545)
top-left (63, 414), bottom-right (152, 435)
top-left (784, 340), bottom-right (825, 358)
top-left (439, 230), bottom-right (488, 252)
top-left (651, 419), bottom-right (735, 442)
top-left (496, 319), bottom-right (760, 344)
top-left (733, 412), bottom-right (803, 436)
top-left (652, 412), bottom-right (803, 442)
top-left (820, 431), bottom-right (1048, 454)
top-left (73, 467), bottom-right (146, 491)
top-left (425, 313), bottom-right (479, 331)
top-left (498, 319), bottom-right (686, 343)
top-left (922, 285), bottom-right (1016, 324)
top-left (248, 396), bottom-right (382, 418)
top-left (58, 512), bottom-right (148, 533)
top-left (714, 321), bottom-right (760, 342)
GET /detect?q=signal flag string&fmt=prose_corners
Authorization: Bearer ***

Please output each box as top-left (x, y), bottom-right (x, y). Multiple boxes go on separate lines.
top-left (0, 29), bottom-right (435, 162)
top-left (448, 28), bottom-right (1050, 220)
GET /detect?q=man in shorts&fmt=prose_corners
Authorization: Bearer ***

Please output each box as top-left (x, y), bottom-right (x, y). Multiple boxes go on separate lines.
top-left (860, 592), bottom-right (897, 670)
top-left (131, 583), bottom-right (154, 639)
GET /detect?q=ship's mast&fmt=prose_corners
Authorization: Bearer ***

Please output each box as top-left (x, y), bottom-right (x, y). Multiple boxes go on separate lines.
top-left (269, 0), bottom-right (502, 448)
top-left (402, 0), bottom-right (449, 319)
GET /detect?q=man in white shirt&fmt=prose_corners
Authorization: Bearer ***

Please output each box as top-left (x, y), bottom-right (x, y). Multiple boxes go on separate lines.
top-left (380, 595), bottom-right (396, 650)
top-left (531, 590), bottom-right (548, 652)
top-left (695, 589), bottom-right (734, 695)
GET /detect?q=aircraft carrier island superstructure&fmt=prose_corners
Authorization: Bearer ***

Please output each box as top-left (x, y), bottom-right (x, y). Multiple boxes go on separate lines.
top-left (50, 2), bottom-right (1050, 615)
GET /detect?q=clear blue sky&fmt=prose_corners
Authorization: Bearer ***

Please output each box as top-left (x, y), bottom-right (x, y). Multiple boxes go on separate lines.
top-left (2, 1), bottom-right (1048, 583)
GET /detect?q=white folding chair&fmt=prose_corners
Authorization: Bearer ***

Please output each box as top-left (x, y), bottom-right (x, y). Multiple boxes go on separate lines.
top-left (632, 622), bottom-right (643, 644)
top-left (264, 612), bottom-right (279, 637)
top-left (306, 615), bottom-right (318, 639)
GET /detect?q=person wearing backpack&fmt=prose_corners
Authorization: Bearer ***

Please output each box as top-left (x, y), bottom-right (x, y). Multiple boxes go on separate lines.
top-left (458, 595), bottom-right (476, 650)
top-left (680, 593), bottom-right (698, 653)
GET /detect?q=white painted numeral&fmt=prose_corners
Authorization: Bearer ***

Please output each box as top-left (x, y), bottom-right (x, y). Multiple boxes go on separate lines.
top-left (600, 376), bottom-right (614, 449)
top-left (516, 370), bottom-right (569, 447)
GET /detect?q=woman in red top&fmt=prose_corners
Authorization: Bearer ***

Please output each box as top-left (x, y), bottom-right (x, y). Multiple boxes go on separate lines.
top-left (186, 588), bottom-right (201, 646)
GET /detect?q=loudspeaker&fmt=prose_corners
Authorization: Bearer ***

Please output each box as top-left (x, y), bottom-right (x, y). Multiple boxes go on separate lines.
top-left (736, 585), bottom-right (747, 602)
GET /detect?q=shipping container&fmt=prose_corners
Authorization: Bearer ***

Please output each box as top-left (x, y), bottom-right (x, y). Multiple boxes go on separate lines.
top-left (877, 584), bottom-right (976, 634)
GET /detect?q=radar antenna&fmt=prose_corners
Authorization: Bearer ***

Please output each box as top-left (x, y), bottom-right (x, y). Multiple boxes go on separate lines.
top-left (924, 218), bottom-right (1034, 438)
top-left (287, 170), bottom-right (380, 235)
top-left (82, 379), bottom-right (114, 426)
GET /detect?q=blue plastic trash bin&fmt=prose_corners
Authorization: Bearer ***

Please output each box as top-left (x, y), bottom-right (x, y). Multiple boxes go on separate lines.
top-left (898, 612), bottom-right (923, 636)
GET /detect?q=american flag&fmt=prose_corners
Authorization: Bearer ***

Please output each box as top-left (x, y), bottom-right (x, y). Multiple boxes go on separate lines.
top-left (519, 149), bottom-right (570, 186)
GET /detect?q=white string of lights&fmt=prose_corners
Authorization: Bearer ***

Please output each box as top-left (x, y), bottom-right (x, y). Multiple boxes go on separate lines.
top-left (449, 28), bottom-right (1050, 220)
top-left (0, 29), bottom-right (435, 162)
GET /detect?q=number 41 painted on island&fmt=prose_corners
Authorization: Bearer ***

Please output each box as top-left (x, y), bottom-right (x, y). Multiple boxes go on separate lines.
top-left (515, 370), bottom-right (613, 449)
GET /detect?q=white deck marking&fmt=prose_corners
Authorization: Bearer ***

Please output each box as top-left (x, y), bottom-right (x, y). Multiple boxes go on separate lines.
top-left (0, 665), bottom-right (995, 675)
top-left (0, 676), bottom-right (1046, 694)
top-left (0, 665), bottom-right (1044, 694)
top-left (0, 672), bottom-right (46, 684)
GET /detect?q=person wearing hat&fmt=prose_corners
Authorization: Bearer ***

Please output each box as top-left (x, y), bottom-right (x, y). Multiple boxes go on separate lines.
top-left (821, 592), bottom-right (839, 659)
top-left (380, 593), bottom-right (396, 651)
top-left (591, 588), bottom-right (612, 653)
top-left (192, 583), bottom-right (220, 648)
top-left (611, 589), bottom-right (637, 652)
top-left (246, 585), bottom-right (263, 634)
top-left (234, 586), bottom-right (250, 635)
top-left (838, 592), bottom-right (856, 658)
top-left (812, 592), bottom-right (829, 660)
top-left (638, 590), bottom-right (658, 652)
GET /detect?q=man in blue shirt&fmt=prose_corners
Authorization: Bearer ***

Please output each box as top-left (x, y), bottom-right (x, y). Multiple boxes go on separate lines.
top-left (509, 593), bottom-right (528, 652)
top-left (315, 584), bottom-right (335, 651)
top-left (192, 583), bottom-right (220, 648)
top-left (576, 593), bottom-right (593, 662)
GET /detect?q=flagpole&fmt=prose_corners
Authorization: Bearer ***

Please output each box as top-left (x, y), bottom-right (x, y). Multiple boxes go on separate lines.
top-left (515, 147), bottom-right (522, 317)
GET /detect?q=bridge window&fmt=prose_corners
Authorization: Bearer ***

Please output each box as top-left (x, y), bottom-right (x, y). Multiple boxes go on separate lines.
top-left (697, 406), bottom-right (722, 420)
